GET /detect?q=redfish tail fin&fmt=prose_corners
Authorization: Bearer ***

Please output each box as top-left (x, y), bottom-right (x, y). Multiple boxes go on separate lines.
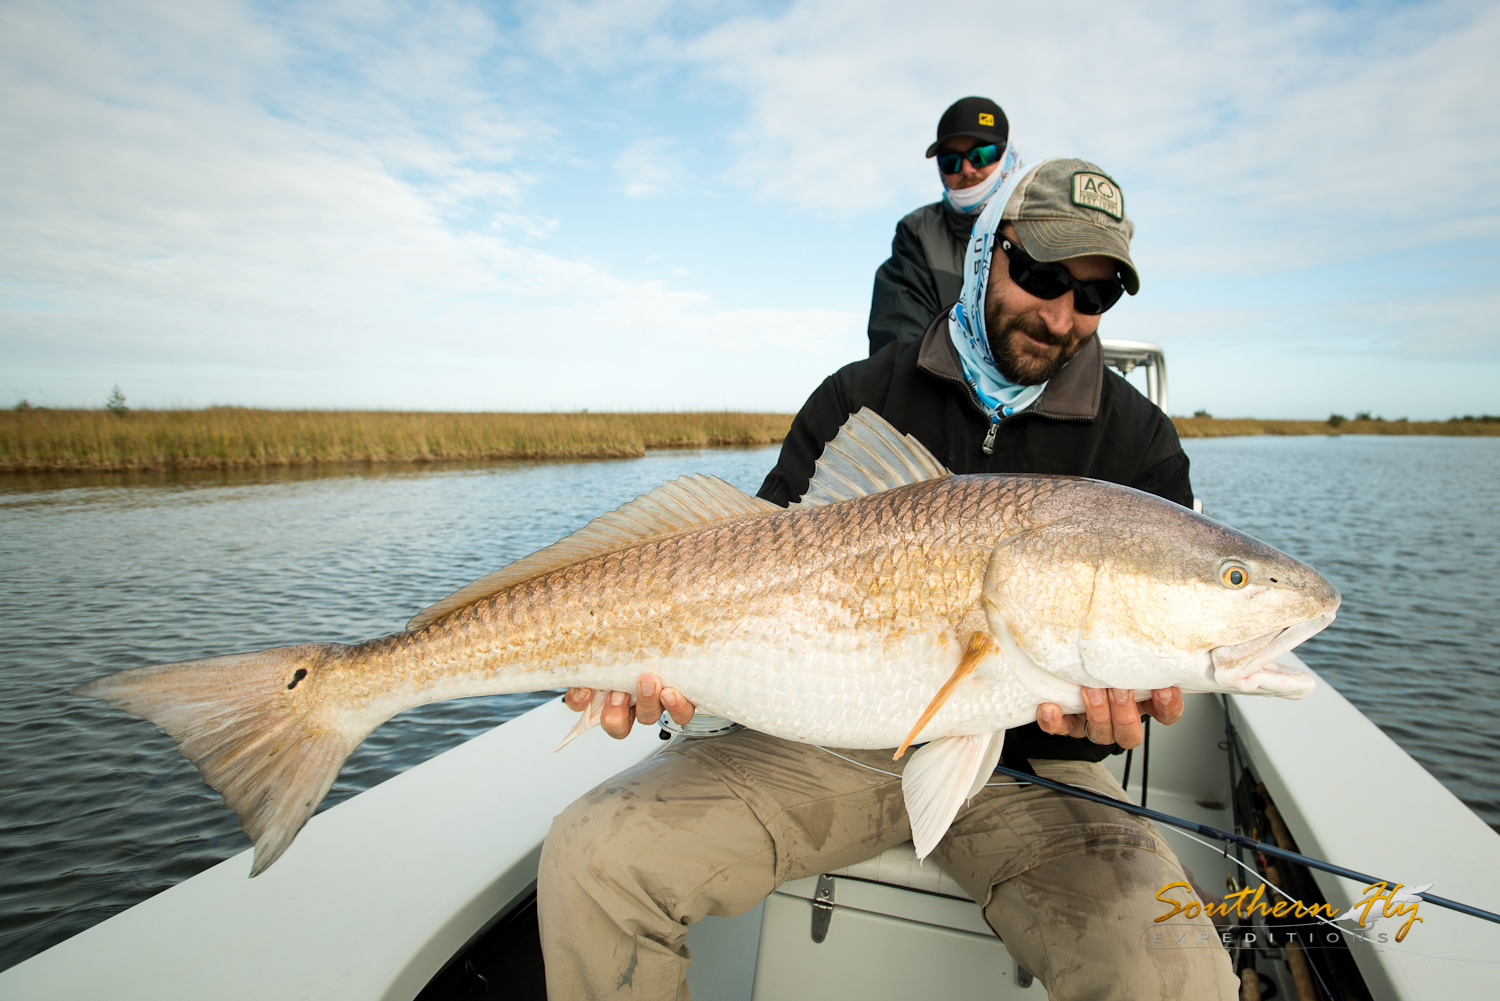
top-left (72, 644), bottom-right (365, 877)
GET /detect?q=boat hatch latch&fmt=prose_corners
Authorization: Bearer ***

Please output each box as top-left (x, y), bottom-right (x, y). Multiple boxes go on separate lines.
top-left (810, 874), bottom-right (835, 943)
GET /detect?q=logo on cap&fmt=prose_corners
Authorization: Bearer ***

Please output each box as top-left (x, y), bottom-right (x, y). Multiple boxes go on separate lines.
top-left (978, 113), bottom-right (994, 126)
top-left (1072, 173), bottom-right (1123, 220)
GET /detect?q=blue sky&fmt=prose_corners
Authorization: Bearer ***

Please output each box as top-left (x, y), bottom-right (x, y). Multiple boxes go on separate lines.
top-left (1, 0), bottom-right (1496, 418)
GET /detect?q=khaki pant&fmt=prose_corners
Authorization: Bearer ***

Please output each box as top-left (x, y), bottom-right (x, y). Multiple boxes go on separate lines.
top-left (538, 730), bottom-right (1236, 1001)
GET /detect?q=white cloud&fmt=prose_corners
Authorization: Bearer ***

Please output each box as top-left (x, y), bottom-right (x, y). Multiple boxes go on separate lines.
top-left (0, 0), bottom-right (862, 409)
top-left (526, 0), bottom-right (1500, 264)
top-left (511, 0), bottom-right (1500, 389)
top-left (614, 137), bottom-right (677, 197)
top-left (3, 0), bottom-right (1497, 415)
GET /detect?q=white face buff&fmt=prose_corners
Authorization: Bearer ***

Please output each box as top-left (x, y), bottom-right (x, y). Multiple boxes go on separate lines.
top-left (942, 142), bottom-right (1023, 215)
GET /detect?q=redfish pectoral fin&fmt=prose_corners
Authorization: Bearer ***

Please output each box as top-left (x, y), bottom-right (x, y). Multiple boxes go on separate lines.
top-left (554, 689), bottom-right (609, 751)
top-left (894, 632), bottom-right (1000, 760)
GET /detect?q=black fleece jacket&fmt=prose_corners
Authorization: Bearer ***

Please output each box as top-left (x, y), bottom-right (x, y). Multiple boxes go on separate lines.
top-left (866, 201), bottom-right (974, 356)
top-left (756, 313), bottom-right (1193, 762)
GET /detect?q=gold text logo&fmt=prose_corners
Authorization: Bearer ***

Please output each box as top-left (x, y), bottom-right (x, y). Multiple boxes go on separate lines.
top-left (1154, 880), bottom-right (1425, 943)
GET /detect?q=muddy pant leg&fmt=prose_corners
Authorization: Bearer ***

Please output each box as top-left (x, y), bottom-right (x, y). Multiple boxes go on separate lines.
top-left (984, 847), bottom-right (1237, 1001)
top-left (537, 733), bottom-right (912, 1001)
top-left (935, 760), bottom-right (1238, 1001)
top-left (537, 751), bottom-right (775, 1001)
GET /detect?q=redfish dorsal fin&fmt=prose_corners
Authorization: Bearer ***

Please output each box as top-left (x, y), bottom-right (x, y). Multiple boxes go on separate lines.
top-left (407, 475), bottom-right (779, 630)
top-left (795, 407), bottom-right (950, 508)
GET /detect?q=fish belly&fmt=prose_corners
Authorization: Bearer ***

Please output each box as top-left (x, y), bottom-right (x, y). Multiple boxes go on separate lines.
top-left (470, 611), bottom-right (1043, 749)
top-left (660, 644), bottom-right (1043, 749)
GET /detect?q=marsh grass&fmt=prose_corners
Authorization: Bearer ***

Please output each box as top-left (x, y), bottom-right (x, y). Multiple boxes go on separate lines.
top-left (6, 409), bottom-right (1494, 473)
top-left (1172, 417), bottom-right (1500, 438)
top-left (0, 409), bottom-right (795, 472)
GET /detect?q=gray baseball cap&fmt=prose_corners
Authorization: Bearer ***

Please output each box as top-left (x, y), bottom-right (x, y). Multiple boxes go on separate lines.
top-left (1001, 158), bottom-right (1139, 294)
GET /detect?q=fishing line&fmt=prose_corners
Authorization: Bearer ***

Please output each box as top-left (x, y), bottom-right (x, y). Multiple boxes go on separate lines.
top-left (811, 746), bottom-right (902, 778)
top-left (811, 745), bottom-right (1027, 786)
top-left (988, 763), bottom-right (1500, 929)
top-left (1139, 716), bottom-right (1151, 808)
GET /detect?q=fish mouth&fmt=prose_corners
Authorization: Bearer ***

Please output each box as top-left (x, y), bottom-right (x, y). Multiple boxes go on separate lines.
top-left (1208, 613), bottom-right (1335, 700)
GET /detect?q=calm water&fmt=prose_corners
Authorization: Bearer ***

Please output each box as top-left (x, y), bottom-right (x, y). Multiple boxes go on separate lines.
top-left (1182, 435), bottom-right (1500, 828)
top-left (1, 436), bottom-right (1497, 971)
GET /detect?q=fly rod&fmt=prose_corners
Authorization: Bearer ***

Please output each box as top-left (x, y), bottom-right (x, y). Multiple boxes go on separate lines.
top-left (990, 763), bottom-right (1500, 927)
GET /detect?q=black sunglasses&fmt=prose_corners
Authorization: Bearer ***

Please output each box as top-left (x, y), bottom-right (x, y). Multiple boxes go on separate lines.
top-left (935, 143), bottom-right (1002, 175)
top-left (997, 236), bottom-right (1126, 316)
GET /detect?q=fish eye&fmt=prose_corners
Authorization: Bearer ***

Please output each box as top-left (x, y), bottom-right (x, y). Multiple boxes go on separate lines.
top-left (1219, 562), bottom-right (1250, 589)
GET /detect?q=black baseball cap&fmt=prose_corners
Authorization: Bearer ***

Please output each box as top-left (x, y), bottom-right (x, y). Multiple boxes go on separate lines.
top-left (925, 97), bottom-right (1009, 158)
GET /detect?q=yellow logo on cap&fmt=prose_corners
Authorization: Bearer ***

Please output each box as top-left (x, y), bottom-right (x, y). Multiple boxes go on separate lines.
top-left (978, 113), bottom-right (995, 126)
top-left (1072, 173), bottom-right (1124, 220)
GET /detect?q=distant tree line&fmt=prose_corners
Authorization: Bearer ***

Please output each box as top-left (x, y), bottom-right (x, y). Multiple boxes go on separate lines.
top-left (12, 390), bottom-right (1500, 427)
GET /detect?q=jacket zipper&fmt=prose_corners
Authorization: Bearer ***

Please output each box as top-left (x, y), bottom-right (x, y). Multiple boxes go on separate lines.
top-left (921, 354), bottom-right (1082, 455)
top-left (946, 373), bottom-right (1004, 456)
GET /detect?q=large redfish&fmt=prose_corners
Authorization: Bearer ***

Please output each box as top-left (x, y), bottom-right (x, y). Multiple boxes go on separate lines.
top-left (75, 410), bottom-right (1339, 873)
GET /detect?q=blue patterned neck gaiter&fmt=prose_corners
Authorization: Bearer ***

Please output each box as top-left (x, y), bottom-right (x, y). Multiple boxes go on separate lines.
top-left (946, 160), bottom-right (1056, 419)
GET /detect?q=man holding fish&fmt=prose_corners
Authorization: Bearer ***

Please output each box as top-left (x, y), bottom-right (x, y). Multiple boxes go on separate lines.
top-left (78, 128), bottom-right (1335, 998)
top-left (543, 157), bottom-right (1243, 999)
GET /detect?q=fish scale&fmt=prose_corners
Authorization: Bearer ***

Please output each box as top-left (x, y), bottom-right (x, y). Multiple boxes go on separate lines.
top-left (351, 478), bottom-right (1051, 748)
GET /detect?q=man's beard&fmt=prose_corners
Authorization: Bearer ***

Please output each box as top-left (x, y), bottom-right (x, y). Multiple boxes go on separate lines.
top-left (987, 310), bottom-right (1083, 385)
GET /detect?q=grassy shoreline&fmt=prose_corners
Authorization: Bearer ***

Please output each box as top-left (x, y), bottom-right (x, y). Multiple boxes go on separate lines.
top-left (3, 409), bottom-right (1497, 473)
top-left (1170, 417), bottom-right (1500, 438)
top-left (0, 409), bottom-right (795, 473)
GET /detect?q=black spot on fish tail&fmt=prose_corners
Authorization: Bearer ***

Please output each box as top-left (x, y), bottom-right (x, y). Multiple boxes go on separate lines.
top-left (287, 668), bottom-right (308, 690)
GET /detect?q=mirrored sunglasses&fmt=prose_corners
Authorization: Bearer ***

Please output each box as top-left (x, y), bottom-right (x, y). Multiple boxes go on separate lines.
top-left (935, 143), bottom-right (1002, 175)
top-left (998, 237), bottom-right (1126, 316)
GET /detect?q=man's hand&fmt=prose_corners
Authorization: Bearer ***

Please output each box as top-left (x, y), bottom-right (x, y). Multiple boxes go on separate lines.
top-left (1035, 687), bottom-right (1184, 748)
top-left (564, 674), bottom-right (696, 740)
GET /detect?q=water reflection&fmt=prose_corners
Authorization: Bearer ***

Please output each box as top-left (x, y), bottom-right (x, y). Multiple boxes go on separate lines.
top-left (1, 457), bottom-right (642, 496)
